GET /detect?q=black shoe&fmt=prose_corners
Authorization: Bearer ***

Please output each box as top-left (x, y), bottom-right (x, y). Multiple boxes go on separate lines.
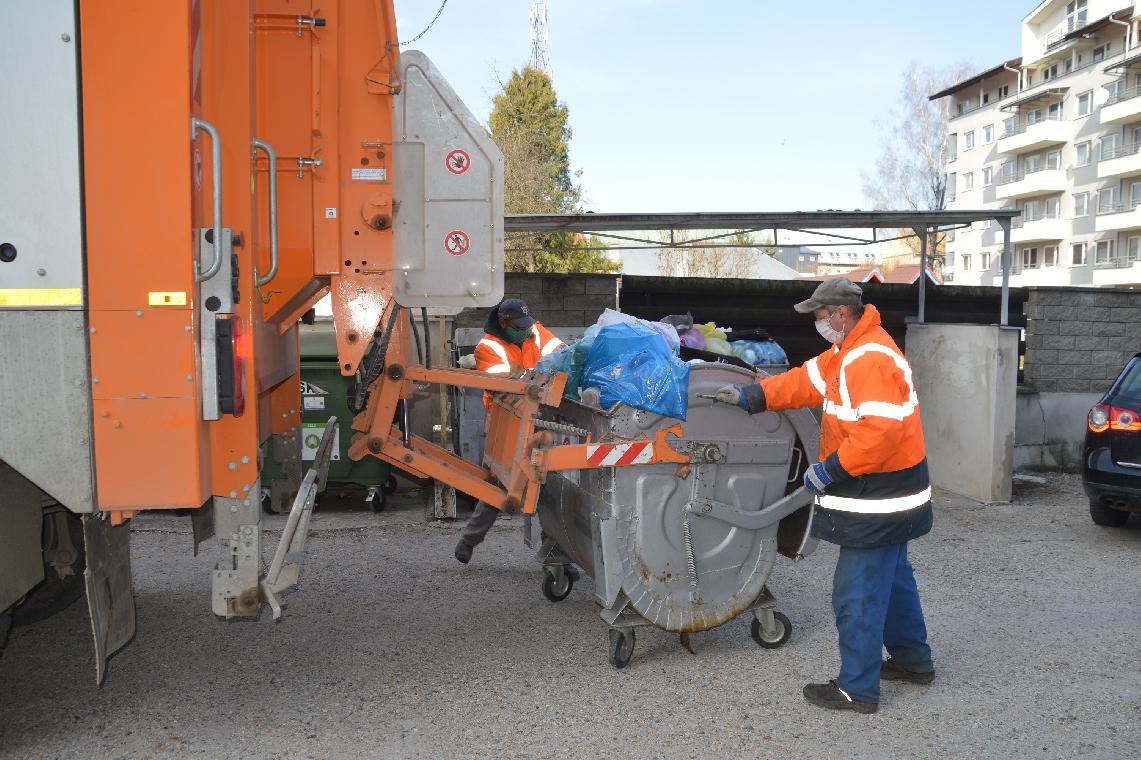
top-left (454, 540), bottom-right (473, 564)
top-left (803, 680), bottom-right (878, 714)
top-left (880, 658), bottom-right (935, 685)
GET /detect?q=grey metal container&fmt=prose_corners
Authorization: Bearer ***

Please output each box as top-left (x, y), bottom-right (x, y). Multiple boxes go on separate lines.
top-left (535, 362), bottom-right (819, 667)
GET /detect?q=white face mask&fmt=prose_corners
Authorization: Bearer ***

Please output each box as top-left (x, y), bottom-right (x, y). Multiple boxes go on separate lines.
top-left (815, 311), bottom-right (846, 344)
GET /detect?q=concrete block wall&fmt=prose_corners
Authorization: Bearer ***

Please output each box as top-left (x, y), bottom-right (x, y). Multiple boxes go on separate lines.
top-left (454, 273), bottom-right (620, 330)
top-left (1022, 287), bottom-right (1140, 393)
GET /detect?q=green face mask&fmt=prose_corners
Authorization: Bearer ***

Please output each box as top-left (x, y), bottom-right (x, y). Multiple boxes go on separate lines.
top-left (505, 325), bottom-right (532, 345)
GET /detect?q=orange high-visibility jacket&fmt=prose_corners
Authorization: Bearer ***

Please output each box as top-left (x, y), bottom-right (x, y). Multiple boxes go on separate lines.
top-left (474, 321), bottom-right (563, 408)
top-left (755, 304), bottom-right (932, 547)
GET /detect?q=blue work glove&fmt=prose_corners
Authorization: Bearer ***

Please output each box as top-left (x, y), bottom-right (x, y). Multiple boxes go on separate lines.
top-left (803, 461), bottom-right (833, 495)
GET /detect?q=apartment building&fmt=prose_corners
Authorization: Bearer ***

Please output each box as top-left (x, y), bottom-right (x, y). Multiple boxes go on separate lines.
top-left (934, 0), bottom-right (1141, 287)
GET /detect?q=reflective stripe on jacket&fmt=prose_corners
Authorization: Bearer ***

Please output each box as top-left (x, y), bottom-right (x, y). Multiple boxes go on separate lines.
top-left (758, 304), bottom-right (932, 547)
top-left (473, 321), bottom-right (563, 408)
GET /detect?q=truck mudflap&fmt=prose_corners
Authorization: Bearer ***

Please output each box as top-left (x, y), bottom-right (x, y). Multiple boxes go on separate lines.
top-left (83, 515), bottom-right (135, 686)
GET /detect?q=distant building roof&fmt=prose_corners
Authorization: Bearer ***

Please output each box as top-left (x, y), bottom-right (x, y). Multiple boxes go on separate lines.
top-left (798, 265), bottom-right (942, 286)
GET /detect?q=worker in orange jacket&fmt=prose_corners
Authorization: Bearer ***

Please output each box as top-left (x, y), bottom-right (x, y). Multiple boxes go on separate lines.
top-left (455, 298), bottom-right (564, 564)
top-left (714, 278), bottom-right (934, 714)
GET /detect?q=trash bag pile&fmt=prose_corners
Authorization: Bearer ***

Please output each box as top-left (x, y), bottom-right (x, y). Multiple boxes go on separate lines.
top-left (536, 309), bottom-right (689, 420)
top-left (663, 313), bottom-right (788, 366)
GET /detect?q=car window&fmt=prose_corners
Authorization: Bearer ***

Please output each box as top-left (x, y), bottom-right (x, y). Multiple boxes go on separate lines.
top-left (1111, 357), bottom-right (1141, 402)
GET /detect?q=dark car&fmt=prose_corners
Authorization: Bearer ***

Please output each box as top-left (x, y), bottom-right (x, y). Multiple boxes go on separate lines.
top-left (1083, 351), bottom-right (1141, 526)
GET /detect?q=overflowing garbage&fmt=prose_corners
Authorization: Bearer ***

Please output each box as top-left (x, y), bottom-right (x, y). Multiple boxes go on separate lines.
top-left (533, 309), bottom-right (788, 422)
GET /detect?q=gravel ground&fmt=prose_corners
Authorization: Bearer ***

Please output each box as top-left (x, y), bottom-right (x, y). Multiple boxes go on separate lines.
top-left (1, 473), bottom-right (1139, 760)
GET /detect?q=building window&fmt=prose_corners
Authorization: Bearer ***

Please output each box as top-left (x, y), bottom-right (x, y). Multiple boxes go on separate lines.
top-left (1105, 79), bottom-right (1123, 103)
top-left (1072, 242), bottom-right (1087, 265)
top-left (1093, 44), bottom-right (1109, 63)
top-left (1044, 245), bottom-right (1058, 267)
top-left (1129, 236), bottom-right (1141, 261)
top-left (1022, 247), bottom-right (1039, 269)
top-left (983, 166), bottom-right (993, 186)
top-left (1046, 197), bottom-right (1060, 218)
top-left (1026, 155), bottom-right (1043, 174)
top-left (1075, 141), bottom-right (1091, 166)
top-left (1002, 116), bottom-right (1017, 137)
top-left (983, 124), bottom-right (994, 144)
top-left (964, 131), bottom-right (975, 151)
top-left (963, 172), bottom-right (974, 191)
top-left (1067, 0), bottom-right (1088, 32)
top-left (1101, 133), bottom-right (1122, 161)
top-left (1000, 162), bottom-right (1016, 182)
top-left (961, 254), bottom-right (972, 271)
top-left (1099, 186), bottom-right (1120, 213)
top-left (946, 228), bottom-right (955, 242)
top-left (1077, 91), bottom-right (1092, 117)
top-left (1027, 109), bottom-right (1042, 126)
top-left (1074, 192), bottom-right (1089, 216)
top-left (1048, 102), bottom-right (1062, 121)
top-left (981, 252), bottom-right (992, 270)
top-left (1046, 150), bottom-right (1061, 170)
top-left (998, 84), bottom-right (1010, 100)
top-left (1094, 239), bottom-right (1114, 263)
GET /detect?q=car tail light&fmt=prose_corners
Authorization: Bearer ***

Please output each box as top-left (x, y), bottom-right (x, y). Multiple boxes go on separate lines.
top-left (216, 315), bottom-right (246, 417)
top-left (1111, 405), bottom-right (1140, 432)
top-left (1089, 404), bottom-right (1110, 433)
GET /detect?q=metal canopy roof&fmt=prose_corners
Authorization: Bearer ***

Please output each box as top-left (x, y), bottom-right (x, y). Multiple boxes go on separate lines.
top-left (503, 210), bottom-right (1018, 234)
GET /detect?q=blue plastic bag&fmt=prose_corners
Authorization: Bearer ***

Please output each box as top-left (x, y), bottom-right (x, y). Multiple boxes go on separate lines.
top-left (581, 322), bottom-right (690, 420)
top-left (535, 324), bottom-right (600, 400)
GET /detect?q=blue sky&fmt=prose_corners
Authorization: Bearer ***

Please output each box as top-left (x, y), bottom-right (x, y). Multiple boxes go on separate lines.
top-left (401, 0), bottom-right (1031, 215)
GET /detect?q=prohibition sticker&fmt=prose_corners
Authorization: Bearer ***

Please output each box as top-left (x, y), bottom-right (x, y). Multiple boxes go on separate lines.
top-left (444, 230), bottom-right (470, 256)
top-left (445, 149), bottom-right (471, 174)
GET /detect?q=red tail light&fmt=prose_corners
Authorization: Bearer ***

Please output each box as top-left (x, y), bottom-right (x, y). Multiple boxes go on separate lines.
top-left (1090, 403), bottom-right (1140, 433)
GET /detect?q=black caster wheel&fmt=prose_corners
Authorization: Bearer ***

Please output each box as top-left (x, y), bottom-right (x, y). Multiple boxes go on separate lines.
top-left (367, 490), bottom-right (387, 513)
top-left (541, 568), bottom-right (573, 602)
top-left (751, 611), bottom-right (792, 649)
top-left (261, 492), bottom-right (278, 516)
top-left (381, 475), bottom-right (398, 496)
top-left (608, 627), bottom-right (636, 669)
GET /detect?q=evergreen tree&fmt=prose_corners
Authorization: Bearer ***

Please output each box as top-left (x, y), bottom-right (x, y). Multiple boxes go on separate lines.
top-left (488, 66), bottom-right (619, 273)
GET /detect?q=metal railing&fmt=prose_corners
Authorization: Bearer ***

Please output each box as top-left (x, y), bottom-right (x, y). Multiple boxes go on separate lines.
top-left (1045, 16), bottom-right (1087, 49)
top-left (1011, 210), bottom-right (1061, 227)
top-left (995, 164), bottom-right (1058, 186)
top-left (1095, 199), bottom-right (1141, 215)
top-left (1103, 82), bottom-right (1141, 107)
top-left (1099, 140), bottom-right (1141, 161)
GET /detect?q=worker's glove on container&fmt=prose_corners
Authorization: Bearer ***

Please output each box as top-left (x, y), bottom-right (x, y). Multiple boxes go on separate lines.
top-left (803, 462), bottom-right (833, 495)
top-left (713, 384), bottom-right (767, 414)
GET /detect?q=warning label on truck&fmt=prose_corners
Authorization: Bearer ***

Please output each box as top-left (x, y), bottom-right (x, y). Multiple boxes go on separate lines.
top-left (301, 422), bottom-right (341, 461)
top-left (351, 167), bottom-right (387, 181)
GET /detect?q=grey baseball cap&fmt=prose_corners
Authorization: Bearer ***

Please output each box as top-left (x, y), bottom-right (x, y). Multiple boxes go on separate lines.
top-left (794, 278), bottom-right (864, 314)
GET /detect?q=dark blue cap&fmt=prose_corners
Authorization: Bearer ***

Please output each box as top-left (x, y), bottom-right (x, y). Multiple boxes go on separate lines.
top-left (497, 298), bottom-right (536, 328)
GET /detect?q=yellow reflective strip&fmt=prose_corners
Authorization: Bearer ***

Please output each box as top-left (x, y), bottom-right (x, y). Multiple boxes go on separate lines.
top-left (148, 291), bottom-right (187, 306)
top-left (0, 288), bottom-right (83, 306)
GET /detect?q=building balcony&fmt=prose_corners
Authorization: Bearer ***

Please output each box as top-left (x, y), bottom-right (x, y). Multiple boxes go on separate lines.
top-left (1095, 203), bottom-right (1141, 232)
top-left (995, 168), bottom-right (1067, 200)
top-left (1100, 85), bottom-right (1141, 125)
top-left (1097, 142), bottom-right (1141, 179)
top-left (1010, 215), bottom-right (1066, 243)
top-left (996, 119), bottom-right (1068, 155)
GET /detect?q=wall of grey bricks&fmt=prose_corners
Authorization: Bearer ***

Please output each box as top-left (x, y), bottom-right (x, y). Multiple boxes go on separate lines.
top-left (454, 273), bottom-right (620, 329)
top-left (1022, 287), bottom-right (1141, 393)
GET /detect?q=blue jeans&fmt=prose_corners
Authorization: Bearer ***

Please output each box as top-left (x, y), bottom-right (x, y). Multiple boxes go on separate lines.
top-left (832, 542), bottom-right (932, 703)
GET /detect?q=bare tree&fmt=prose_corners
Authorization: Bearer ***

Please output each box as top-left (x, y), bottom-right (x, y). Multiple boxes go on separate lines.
top-left (655, 230), bottom-right (768, 278)
top-left (861, 61), bottom-right (972, 273)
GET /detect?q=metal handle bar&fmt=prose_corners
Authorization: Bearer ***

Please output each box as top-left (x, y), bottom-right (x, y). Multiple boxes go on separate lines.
top-left (191, 117), bottom-right (223, 282)
top-left (252, 138), bottom-right (279, 286)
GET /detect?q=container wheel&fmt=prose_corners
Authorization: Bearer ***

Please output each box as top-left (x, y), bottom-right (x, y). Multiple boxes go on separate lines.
top-left (382, 475), bottom-right (399, 496)
top-left (751, 611), bottom-right (792, 649)
top-left (368, 489), bottom-right (387, 513)
top-left (1089, 497), bottom-right (1129, 527)
top-left (541, 568), bottom-right (573, 602)
top-left (608, 627), bottom-right (636, 669)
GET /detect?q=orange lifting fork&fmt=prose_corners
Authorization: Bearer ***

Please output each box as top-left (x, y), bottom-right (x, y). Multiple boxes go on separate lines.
top-left (346, 305), bottom-right (689, 516)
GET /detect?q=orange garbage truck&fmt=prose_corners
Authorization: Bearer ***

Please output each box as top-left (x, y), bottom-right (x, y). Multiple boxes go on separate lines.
top-left (0, 0), bottom-right (698, 681)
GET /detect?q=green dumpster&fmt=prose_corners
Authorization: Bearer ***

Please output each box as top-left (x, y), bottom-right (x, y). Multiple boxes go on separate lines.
top-left (263, 320), bottom-right (394, 512)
